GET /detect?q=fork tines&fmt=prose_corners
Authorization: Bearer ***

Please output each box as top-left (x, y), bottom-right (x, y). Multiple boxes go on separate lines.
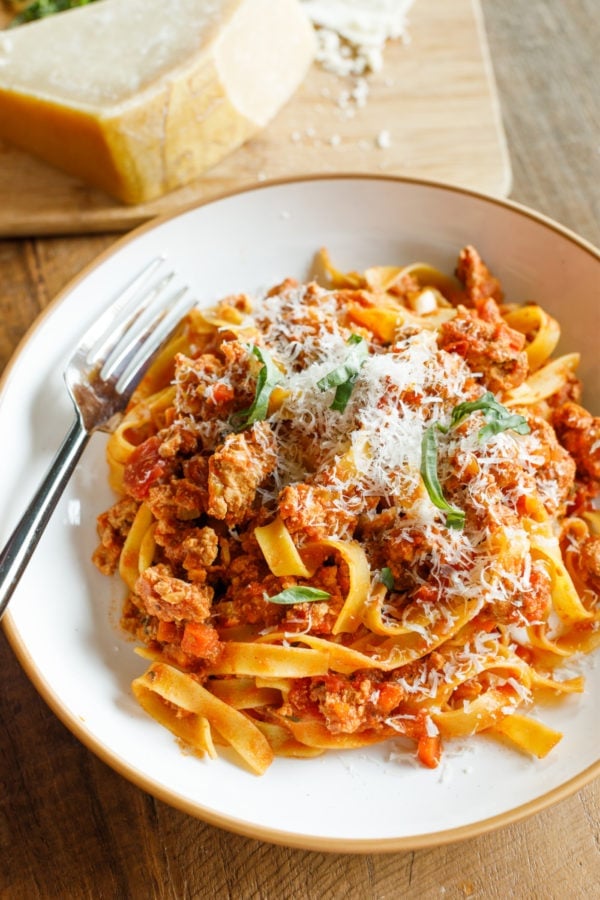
top-left (86, 257), bottom-right (195, 395)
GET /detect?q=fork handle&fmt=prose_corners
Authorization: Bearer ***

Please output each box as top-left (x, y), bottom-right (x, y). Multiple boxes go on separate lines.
top-left (0, 417), bottom-right (90, 620)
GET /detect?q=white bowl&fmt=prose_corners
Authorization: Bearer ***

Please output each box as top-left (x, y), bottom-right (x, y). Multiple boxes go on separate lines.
top-left (2, 175), bottom-right (599, 852)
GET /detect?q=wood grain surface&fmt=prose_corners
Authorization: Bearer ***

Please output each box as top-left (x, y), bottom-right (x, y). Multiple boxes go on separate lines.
top-left (0, 0), bottom-right (510, 236)
top-left (1, 1), bottom-right (599, 898)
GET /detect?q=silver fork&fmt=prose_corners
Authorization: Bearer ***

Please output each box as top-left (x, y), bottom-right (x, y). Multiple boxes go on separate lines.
top-left (0, 257), bottom-right (196, 620)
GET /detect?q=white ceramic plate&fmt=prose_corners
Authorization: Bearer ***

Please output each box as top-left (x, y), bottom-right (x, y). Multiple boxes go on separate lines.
top-left (2, 176), bottom-right (600, 852)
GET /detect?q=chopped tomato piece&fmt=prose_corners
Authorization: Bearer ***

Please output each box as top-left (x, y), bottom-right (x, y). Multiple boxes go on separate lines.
top-left (211, 382), bottom-right (235, 405)
top-left (124, 435), bottom-right (168, 500)
top-left (417, 733), bottom-right (441, 769)
top-left (180, 622), bottom-right (221, 660)
top-left (376, 683), bottom-right (404, 714)
top-left (156, 620), bottom-right (180, 643)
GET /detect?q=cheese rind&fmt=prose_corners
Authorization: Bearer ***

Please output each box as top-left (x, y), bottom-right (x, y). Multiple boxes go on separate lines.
top-left (0, 0), bottom-right (316, 203)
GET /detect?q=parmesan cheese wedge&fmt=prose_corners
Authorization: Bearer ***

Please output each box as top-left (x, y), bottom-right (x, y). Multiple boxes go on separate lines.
top-left (0, 0), bottom-right (316, 204)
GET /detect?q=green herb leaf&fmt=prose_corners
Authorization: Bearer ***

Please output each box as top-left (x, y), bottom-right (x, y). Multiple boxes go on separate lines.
top-left (478, 415), bottom-right (531, 440)
top-left (229, 345), bottom-right (284, 432)
top-left (420, 426), bottom-right (465, 530)
top-left (9, 0), bottom-right (98, 27)
top-left (330, 375), bottom-right (359, 412)
top-left (380, 567), bottom-right (395, 591)
top-left (317, 334), bottom-right (368, 412)
top-left (266, 586), bottom-right (331, 605)
top-left (448, 392), bottom-right (530, 440)
top-left (317, 334), bottom-right (368, 389)
top-left (423, 393), bottom-right (528, 529)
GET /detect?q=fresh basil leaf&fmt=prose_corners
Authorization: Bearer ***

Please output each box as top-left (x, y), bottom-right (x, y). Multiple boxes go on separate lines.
top-left (449, 392), bottom-right (498, 429)
top-left (423, 393), bottom-right (528, 529)
top-left (9, 0), bottom-right (98, 26)
top-left (230, 344), bottom-right (284, 431)
top-left (420, 426), bottom-right (465, 530)
top-left (445, 507), bottom-right (467, 529)
top-left (380, 567), bottom-right (395, 591)
top-left (317, 334), bottom-right (368, 389)
top-left (448, 392), bottom-right (530, 440)
top-left (317, 334), bottom-right (368, 412)
top-left (330, 374), bottom-right (359, 412)
top-left (267, 586), bottom-right (331, 605)
top-left (478, 414), bottom-right (531, 439)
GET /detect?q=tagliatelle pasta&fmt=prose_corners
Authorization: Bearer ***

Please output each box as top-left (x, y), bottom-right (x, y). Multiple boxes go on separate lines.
top-left (93, 245), bottom-right (600, 775)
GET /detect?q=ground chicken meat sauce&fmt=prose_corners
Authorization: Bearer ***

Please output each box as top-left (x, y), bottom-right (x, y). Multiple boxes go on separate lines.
top-left (93, 246), bottom-right (600, 774)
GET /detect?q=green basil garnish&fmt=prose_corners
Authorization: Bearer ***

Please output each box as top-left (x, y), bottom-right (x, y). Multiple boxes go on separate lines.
top-left (421, 426), bottom-right (466, 530)
top-left (9, 0), bottom-right (99, 27)
top-left (317, 334), bottom-right (368, 412)
top-left (230, 345), bottom-right (284, 432)
top-left (380, 567), bottom-right (395, 591)
top-left (444, 392), bottom-right (530, 440)
top-left (422, 392), bottom-right (530, 528)
top-left (266, 586), bottom-right (331, 605)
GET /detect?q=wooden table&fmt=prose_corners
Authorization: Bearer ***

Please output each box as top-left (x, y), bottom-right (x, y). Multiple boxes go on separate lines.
top-left (1, 1), bottom-right (599, 896)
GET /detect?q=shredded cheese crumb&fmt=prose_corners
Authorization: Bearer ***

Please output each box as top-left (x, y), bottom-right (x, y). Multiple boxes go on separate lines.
top-left (376, 128), bottom-right (391, 149)
top-left (301, 0), bottom-right (414, 76)
top-left (295, 0), bottom-right (414, 142)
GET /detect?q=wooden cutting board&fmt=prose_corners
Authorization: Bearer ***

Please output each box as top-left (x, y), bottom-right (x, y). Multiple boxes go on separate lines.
top-left (0, 0), bottom-right (510, 237)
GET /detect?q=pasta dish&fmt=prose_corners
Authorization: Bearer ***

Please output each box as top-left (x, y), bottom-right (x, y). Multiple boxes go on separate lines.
top-left (93, 246), bottom-right (600, 775)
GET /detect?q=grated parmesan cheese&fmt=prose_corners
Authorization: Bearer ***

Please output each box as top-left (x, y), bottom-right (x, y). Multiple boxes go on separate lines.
top-left (376, 128), bottom-right (392, 149)
top-left (297, 0), bottom-right (414, 131)
top-left (168, 270), bottom-right (582, 735)
top-left (218, 278), bottom-right (557, 641)
top-left (301, 0), bottom-right (414, 76)
top-left (424, 715), bottom-right (439, 737)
